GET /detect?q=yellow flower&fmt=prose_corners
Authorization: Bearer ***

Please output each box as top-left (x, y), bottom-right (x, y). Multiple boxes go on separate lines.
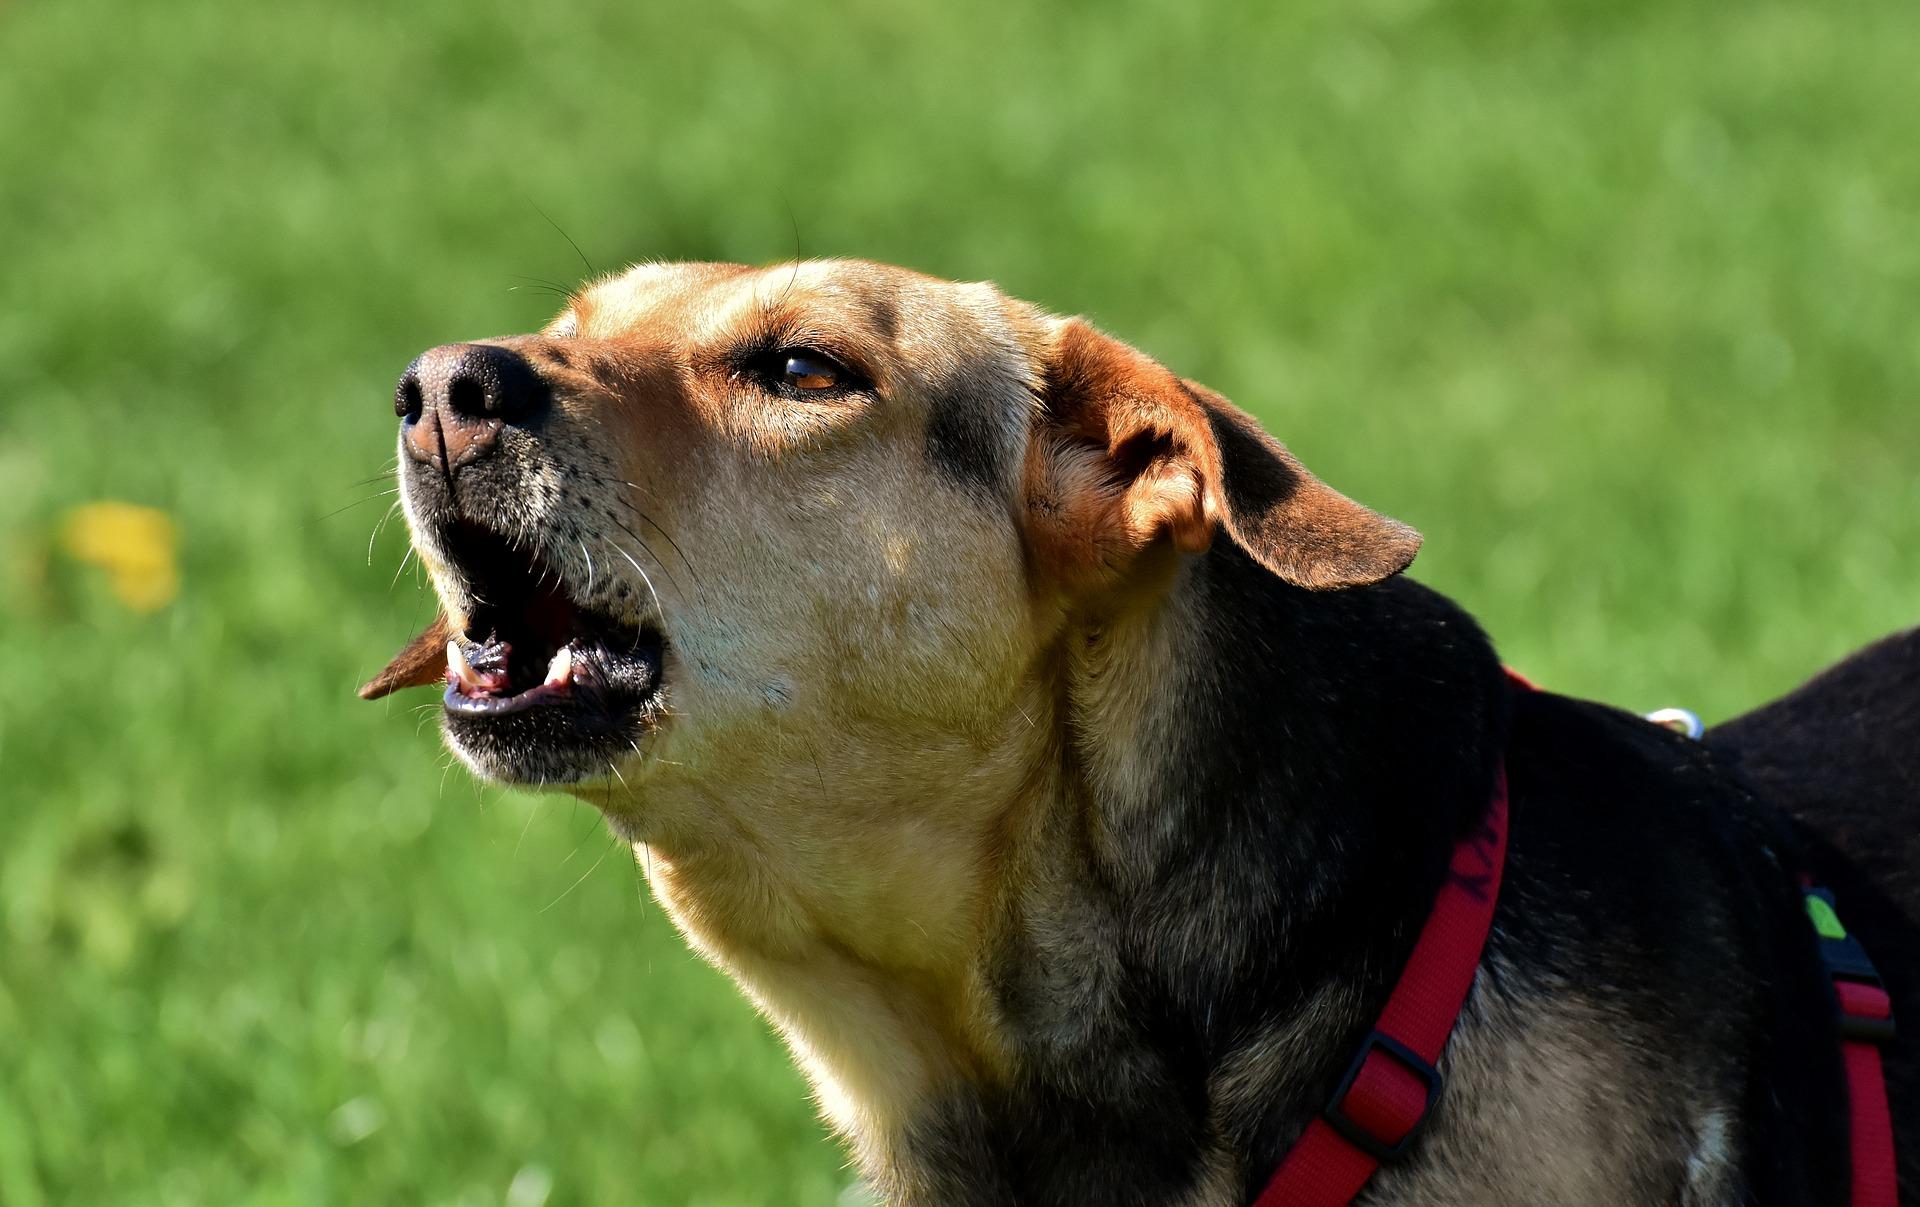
top-left (60, 502), bottom-right (180, 612)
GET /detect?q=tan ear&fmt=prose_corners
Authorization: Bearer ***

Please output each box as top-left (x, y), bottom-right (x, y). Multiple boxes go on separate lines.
top-left (359, 612), bottom-right (455, 700)
top-left (1025, 319), bottom-right (1419, 591)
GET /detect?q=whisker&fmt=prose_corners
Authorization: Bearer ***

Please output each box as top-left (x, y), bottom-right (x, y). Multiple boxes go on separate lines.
top-left (309, 488), bottom-right (399, 526)
top-left (508, 272), bottom-right (576, 302)
top-left (540, 832), bottom-right (618, 914)
top-left (389, 544), bottom-right (417, 590)
top-left (617, 489), bottom-right (706, 585)
top-left (632, 737), bottom-right (687, 769)
top-left (606, 539), bottom-right (668, 629)
top-left (606, 515), bottom-right (686, 597)
top-left (803, 736), bottom-right (829, 806)
top-left (367, 498), bottom-right (404, 566)
top-left (558, 808), bottom-right (605, 867)
top-left (527, 198), bottom-right (596, 279)
top-left (515, 791), bottom-right (547, 857)
top-left (373, 494), bottom-right (403, 536)
top-left (775, 245), bottom-right (804, 310)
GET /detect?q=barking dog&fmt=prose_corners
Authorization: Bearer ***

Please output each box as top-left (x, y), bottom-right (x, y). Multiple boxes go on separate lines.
top-left (365, 259), bottom-right (1915, 1205)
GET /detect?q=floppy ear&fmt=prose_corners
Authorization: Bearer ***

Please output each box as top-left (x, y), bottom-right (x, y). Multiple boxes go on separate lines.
top-left (359, 612), bottom-right (455, 700)
top-left (1025, 319), bottom-right (1420, 591)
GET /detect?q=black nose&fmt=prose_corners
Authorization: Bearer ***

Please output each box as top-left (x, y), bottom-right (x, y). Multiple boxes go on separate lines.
top-left (395, 343), bottom-right (549, 473)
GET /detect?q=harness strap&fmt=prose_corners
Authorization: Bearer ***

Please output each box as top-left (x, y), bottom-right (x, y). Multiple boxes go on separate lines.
top-left (1254, 695), bottom-right (1900, 1207)
top-left (1845, 1024), bottom-right (1898, 1207)
top-left (1806, 884), bottom-right (1900, 1207)
top-left (1252, 766), bottom-right (1509, 1206)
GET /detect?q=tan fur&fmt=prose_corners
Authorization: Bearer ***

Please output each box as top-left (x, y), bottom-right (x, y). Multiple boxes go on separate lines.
top-left (377, 259), bottom-right (1420, 1189)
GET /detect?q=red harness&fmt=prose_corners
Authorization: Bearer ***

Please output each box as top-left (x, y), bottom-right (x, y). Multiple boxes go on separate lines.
top-left (1253, 753), bottom-right (1899, 1206)
top-left (1806, 881), bottom-right (1901, 1207)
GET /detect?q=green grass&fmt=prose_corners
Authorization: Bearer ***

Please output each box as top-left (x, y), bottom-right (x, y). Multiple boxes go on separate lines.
top-left (2, 0), bottom-right (1916, 1202)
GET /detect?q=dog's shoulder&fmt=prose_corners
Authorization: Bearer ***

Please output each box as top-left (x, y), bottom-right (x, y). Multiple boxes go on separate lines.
top-left (1480, 687), bottom-right (1851, 1202)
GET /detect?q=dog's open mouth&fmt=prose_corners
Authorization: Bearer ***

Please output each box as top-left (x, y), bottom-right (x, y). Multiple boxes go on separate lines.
top-left (433, 520), bottom-right (664, 776)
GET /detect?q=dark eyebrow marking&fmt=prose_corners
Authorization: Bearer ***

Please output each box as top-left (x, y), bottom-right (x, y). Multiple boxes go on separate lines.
top-left (924, 361), bottom-right (1010, 494)
top-left (863, 296), bottom-right (900, 342)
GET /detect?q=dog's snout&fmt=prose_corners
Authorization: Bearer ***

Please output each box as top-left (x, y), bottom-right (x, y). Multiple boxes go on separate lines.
top-left (396, 343), bottom-right (549, 474)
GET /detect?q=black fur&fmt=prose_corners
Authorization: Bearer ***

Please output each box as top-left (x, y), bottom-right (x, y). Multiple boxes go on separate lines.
top-left (924, 377), bottom-right (1009, 495)
top-left (1712, 626), bottom-right (1920, 1199)
top-left (885, 541), bottom-right (1894, 1205)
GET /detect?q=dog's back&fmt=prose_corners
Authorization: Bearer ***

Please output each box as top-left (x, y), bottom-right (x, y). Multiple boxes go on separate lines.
top-left (1712, 627), bottom-right (1920, 916)
top-left (1710, 626), bottom-right (1920, 1193)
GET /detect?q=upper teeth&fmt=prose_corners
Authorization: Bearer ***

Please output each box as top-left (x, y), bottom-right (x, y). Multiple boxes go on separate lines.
top-left (447, 639), bottom-right (487, 692)
top-left (545, 645), bottom-right (574, 687)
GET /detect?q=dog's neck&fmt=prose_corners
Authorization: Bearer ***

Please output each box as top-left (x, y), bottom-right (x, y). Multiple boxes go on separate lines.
top-left (643, 543), bottom-right (1509, 1205)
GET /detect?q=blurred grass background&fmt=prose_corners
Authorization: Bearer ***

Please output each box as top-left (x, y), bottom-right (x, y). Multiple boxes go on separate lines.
top-left (1, 0), bottom-right (1915, 1202)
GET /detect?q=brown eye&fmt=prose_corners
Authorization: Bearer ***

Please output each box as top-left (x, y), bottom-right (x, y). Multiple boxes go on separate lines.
top-left (783, 354), bottom-right (840, 391)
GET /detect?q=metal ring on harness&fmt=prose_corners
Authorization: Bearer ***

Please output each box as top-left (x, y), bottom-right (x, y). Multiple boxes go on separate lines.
top-left (1645, 707), bottom-right (1705, 740)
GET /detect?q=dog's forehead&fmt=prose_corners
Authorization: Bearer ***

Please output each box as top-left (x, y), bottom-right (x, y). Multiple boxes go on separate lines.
top-left (566, 259), bottom-right (1031, 357)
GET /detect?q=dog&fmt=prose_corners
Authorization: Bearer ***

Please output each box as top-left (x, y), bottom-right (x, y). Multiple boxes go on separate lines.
top-left (363, 258), bottom-right (1915, 1205)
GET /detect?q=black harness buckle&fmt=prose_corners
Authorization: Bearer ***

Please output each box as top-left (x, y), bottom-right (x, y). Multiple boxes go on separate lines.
top-left (1806, 885), bottom-right (1897, 1046)
top-left (1322, 1031), bottom-right (1442, 1162)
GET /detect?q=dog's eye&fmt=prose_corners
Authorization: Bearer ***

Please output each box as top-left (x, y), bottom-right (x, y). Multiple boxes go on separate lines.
top-left (739, 347), bottom-right (862, 396)
top-left (782, 354), bottom-right (841, 392)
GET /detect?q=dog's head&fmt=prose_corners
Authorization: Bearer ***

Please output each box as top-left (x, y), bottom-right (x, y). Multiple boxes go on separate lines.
top-left (366, 259), bottom-right (1418, 837)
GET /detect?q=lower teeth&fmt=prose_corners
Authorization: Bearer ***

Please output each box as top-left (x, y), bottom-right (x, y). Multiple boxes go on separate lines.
top-left (544, 645), bottom-right (574, 687)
